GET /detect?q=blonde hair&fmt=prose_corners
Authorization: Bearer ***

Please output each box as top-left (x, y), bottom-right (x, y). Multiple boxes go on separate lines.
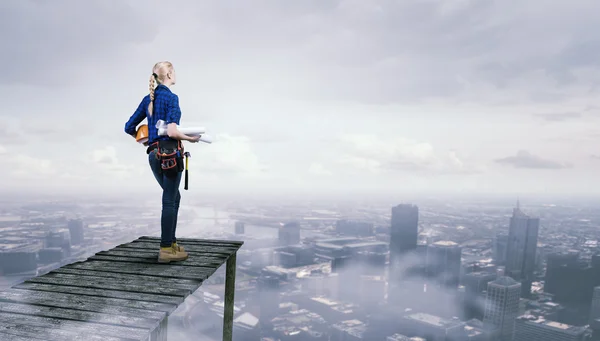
top-left (148, 61), bottom-right (174, 116)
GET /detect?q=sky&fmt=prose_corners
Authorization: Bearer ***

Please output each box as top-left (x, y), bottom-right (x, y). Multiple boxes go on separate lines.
top-left (1, 0), bottom-right (600, 198)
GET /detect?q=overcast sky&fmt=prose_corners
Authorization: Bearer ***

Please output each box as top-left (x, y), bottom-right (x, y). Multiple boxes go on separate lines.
top-left (1, 0), bottom-right (599, 198)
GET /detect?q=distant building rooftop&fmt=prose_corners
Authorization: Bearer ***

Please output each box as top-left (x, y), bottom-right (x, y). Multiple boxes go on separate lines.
top-left (517, 315), bottom-right (589, 334)
top-left (432, 241), bottom-right (458, 247)
top-left (316, 239), bottom-right (387, 250)
top-left (234, 312), bottom-right (259, 329)
top-left (310, 296), bottom-right (339, 306)
top-left (491, 276), bottom-right (520, 287)
top-left (405, 312), bottom-right (463, 329)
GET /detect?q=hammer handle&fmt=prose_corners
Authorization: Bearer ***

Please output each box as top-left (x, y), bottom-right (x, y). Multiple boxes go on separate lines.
top-left (184, 154), bottom-right (189, 190)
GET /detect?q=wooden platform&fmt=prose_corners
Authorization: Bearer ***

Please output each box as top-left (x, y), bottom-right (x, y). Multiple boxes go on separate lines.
top-left (0, 236), bottom-right (243, 341)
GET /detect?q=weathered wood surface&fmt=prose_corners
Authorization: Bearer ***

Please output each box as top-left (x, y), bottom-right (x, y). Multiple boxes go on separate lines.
top-left (0, 288), bottom-right (167, 320)
top-left (0, 236), bottom-right (243, 341)
top-left (14, 282), bottom-right (184, 305)
top-left (0, 312), bottom-right (148, 340)
top-left (0, 325), bottom-right (135, 341)
top-left (90, 254), bottom-right (226, 268)
top-left (52, 267), bottom-right (202, 288)
top-left (0, 288), bottom-right (176, 315)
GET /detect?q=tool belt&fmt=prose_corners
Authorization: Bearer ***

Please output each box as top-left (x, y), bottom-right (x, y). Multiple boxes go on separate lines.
top-left (147, 139), bottom-right (185, 176)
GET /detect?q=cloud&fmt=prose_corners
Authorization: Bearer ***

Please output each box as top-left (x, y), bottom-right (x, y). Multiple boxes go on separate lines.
top-left (172, 0), bottom-right (600, 105)
top-left (2, 0), bottom-right (600, 107)
top-left (0, 146), bottom-right (97, 188)
top-left (87, 146), bottom-right (137, 178)
top-left (0, 125), bottom-right (25, 145)
top-left (591, 155), bottom-right (600, 160)
top-left (0, 0), bottom-right (159, 86)
top-left (308, 163), bottom-right (333, 176)
top-left (247, 132), bottom-right (290, 144)
top-left (495, 150), bottom-right (571, 169)
top-left (2, 154), bottom-right (57, 179)
top-left (534, 112), bottom-right (582, 122)
top-left (190, 134), bottom-right (268, 177)
top-left (330, 134), bottom-right (483, 175)
top-left (3, 0), bottom-right (600, 196)
top-left (13, 119), bottom-right (93, 146)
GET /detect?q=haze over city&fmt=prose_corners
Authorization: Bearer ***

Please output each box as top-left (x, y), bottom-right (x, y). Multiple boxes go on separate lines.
top-left (1, 1), bottom-right (600, 341)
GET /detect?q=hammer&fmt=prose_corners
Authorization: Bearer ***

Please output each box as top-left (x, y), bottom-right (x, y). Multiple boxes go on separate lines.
top-left (184, 152), bottom-right (191, 190)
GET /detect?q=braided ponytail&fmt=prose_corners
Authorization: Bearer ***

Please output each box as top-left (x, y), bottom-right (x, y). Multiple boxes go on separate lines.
top-left (148, 73), bottom-right (157, 116)
top-left (147, 62), bottom-right (173, 117)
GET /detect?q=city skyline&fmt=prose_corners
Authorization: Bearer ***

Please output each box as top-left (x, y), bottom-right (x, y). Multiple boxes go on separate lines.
top-left (2, 189), bottom-right (600, 339)
top-left (1, 1), bottom-right (600, 196)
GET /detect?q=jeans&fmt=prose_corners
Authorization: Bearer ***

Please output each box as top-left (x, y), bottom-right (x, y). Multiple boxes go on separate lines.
top-left (149, 150), bottom-right (182, 248)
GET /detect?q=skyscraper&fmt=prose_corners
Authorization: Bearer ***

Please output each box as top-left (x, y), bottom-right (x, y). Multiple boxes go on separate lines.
top-left (545, 251), bottom-right (580, 295)
top-left (505, 202), bottom-right (540, 298)
top-left (331, 255), bottom-right (355, 301)
top-left (388, 204), bottom-right (419, 304)
top-left (483, 276), bottom-right (522, 341)
top-left (426, 240), bottom-right (462, 289)
top-left (463, 271), bottom-right (498, 320)
top-left (258, 275), bottom-right (280, 329)
top-left (67, 218), bottom-right (84, 245)
top-left (493, 232), bottom-right (508, 265)
top-left (278, 222), bottom-right (300, 246)
top-left (390, 204), bottom-right (419, 256)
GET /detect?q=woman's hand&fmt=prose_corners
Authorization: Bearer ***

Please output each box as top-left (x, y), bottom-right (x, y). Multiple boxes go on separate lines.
top-left (187, 135), bottom-right (201, 143)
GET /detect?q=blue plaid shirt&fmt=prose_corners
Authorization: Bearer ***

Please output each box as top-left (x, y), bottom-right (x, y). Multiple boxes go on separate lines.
top-left (124, 84), bottom-right (182, 145)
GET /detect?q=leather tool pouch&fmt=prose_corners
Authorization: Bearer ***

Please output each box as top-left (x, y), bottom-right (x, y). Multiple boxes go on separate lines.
top-left (155, 140), bottom-right (184, 177)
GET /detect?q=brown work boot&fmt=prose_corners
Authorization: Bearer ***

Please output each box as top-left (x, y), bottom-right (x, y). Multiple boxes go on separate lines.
top-left (172, 242), bottom-right (185, 253)
top-left (158, 247), bottom-right (188, 263)
top-left (175, 247), bottom-right (189, 259)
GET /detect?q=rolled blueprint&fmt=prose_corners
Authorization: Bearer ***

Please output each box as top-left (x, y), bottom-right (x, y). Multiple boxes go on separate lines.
top-left (156, 120), bottom-right (205, 136)
top-left (156, 119), bottom-right (211, 143)
top-left (198, 135), bottom-right (213, 144)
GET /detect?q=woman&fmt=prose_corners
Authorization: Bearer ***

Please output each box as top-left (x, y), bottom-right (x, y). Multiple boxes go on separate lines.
top-left (124, 61), bottom-right (200, 263)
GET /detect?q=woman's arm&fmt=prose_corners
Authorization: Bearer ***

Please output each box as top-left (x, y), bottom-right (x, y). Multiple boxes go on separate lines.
top-left (165, 94), bottom-right (198, 142)
top-left (167, 123), bottom-right (198, 141)
top-left (124, 98), bottom-right (147, 137)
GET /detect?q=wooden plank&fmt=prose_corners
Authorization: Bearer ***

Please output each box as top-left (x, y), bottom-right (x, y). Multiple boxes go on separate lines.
top-left (0, 288), bottom-right (166, 320)
top-left (25, 273), bottom-right (192, 298)
top-left (41, 271), bottom-right (199, 292)
top-left (0, 312), bottom-right (149, 340)
top-left (65, 260), bottom-right (214, 280)
top-left (52, 267), bottom-right (202, 288)
top-left (89, 254), bottom-right (225, 268)
top-left (138, 236), bottom-right (244, 246)
top-left (0, 331), bottom-right (46, 341)
top-left (14, 283), bottom-right (184, 305)
top-left (0, 302), bottom-right (160, 330)
top-left (0, 322), bottom-right (136, 341)
top-left (0, 288), bottom-right (176, 315)
top-left (118, 242), bottom-right (240, 255)
top-left (98, 249), bottom-right (227, 262)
